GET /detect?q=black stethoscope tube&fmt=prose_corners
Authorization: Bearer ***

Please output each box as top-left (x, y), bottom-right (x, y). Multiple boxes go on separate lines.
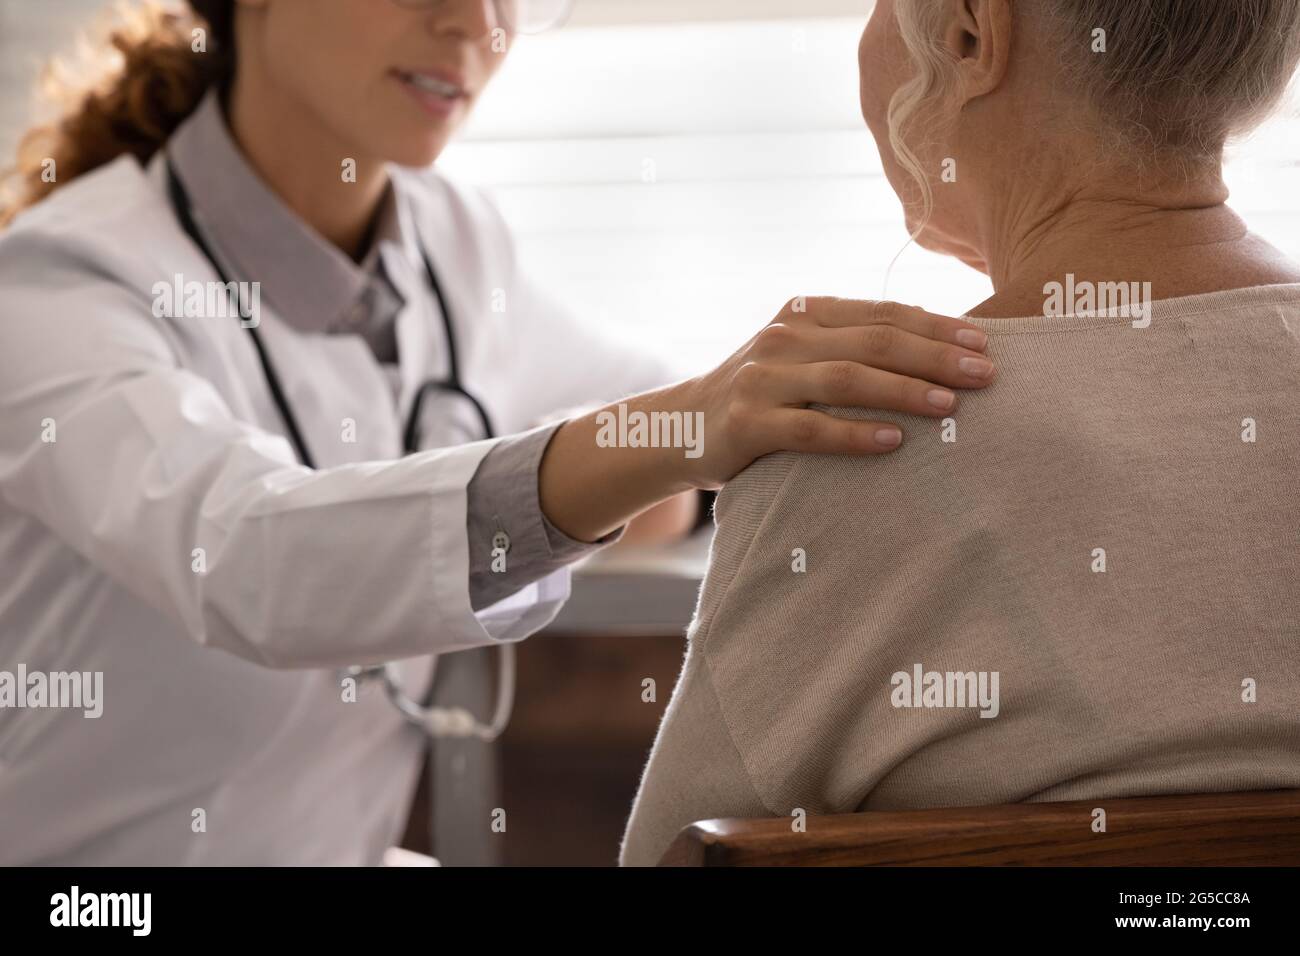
top-left (164, 157), bottom-right (496, 468)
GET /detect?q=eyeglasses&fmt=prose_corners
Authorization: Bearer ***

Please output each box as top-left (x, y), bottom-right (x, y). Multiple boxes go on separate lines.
top-left (390, 0), bottom-right (573, 36)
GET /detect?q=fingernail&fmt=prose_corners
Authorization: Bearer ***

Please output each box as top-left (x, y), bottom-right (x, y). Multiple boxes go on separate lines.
top-left (955, 329), bottom-right (987, 350)
top-left (875, 427), bottom-right (903, 448)
top-left (958, 356), bottom-right (994, 378)
top-left (926, 388), bottom-right (956, 410)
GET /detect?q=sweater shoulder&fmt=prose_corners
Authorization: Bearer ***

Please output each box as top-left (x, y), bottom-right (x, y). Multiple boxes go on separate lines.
top-left (692, 451), bottom-right (799, 643)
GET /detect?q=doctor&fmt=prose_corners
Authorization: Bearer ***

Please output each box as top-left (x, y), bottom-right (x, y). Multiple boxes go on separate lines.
top-left (0, 0), bottom-right (997, 864)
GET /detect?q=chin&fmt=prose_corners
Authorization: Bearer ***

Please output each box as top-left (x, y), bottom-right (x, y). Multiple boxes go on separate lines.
top-left (909, 221), bottom-right (987, 273)
top-left (385, 136), bottom-right (452, 170)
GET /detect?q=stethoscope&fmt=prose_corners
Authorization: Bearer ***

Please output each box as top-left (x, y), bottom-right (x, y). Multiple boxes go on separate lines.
top-left (165, 156), bottom-right (515, 741)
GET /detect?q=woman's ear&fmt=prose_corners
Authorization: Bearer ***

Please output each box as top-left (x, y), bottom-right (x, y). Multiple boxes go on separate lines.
top-left (942, 0), bottom-right (1012, 101)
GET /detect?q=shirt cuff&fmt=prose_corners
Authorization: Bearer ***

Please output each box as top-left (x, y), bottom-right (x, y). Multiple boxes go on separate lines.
top-left (466, 421), bottom-right (625, 612)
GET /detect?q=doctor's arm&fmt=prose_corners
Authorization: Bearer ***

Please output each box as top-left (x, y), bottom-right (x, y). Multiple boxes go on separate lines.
top-left (539, 297), bottom-right (997, 543)
top-left (0, 244), bottom-right (551, 670)
top-left (617, 493), bottom-right (699, 545)
top-left (498, 262), bottom-right (702, 547)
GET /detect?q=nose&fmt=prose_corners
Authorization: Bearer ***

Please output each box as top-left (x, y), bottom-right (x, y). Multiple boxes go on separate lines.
top-left (430, 0), bottom-right (501, 40)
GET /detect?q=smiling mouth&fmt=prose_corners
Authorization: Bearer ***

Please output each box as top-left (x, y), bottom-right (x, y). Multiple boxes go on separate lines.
top-left (393, 70), bottom-right (467, 100)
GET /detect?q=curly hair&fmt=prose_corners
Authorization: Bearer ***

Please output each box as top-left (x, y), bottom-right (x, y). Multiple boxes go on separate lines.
top-left (0, 0), bottom-right (234, 227)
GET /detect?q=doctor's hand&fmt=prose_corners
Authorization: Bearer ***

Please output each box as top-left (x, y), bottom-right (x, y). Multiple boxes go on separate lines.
top-left (539, 298), bottom-right (995, 542)
top-left (672, 296), bottom-right (996, 488)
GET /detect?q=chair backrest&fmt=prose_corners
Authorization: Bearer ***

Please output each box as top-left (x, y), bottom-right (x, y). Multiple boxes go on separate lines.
top-left (658, 789), bottom-right (1300, 866)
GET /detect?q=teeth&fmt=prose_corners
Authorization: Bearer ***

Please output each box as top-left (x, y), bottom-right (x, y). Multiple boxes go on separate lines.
top-left (405, 73), bottom-right (461, 98)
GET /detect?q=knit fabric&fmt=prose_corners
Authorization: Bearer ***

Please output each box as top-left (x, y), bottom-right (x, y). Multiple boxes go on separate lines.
top-left (620, 284), bottom-right (1300, 866)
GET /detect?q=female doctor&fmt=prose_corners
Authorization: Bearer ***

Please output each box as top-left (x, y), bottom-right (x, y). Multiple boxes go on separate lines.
top-left (0, 0), bottom-right (997, 864)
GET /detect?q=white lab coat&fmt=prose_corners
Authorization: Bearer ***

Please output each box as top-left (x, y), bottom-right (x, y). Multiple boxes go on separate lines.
top-left (0, 154), bottom-right (669, 864)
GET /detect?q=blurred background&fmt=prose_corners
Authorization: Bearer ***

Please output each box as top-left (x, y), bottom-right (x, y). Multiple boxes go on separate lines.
top-left (8, 0), bottom-right (1296, 378)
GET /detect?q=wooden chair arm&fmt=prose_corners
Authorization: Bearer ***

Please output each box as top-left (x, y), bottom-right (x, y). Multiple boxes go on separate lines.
top-left (659, 789), bottom-right (1300, 866)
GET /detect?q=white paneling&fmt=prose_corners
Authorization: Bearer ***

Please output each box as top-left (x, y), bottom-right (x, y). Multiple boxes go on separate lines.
top-left (443, 129), bottom-right (882, 186)
top-left (567, 0), bottom-right (873, 27)
top-left (460, 17), bottom-right (866, 141)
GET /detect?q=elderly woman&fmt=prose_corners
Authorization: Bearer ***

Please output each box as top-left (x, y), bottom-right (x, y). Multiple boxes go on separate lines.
top-left (621, 0), bottom-right (1300, 866)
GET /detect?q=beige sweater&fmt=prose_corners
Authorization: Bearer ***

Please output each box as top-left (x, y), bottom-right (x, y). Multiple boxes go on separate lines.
top-left (620, 284), bottom-right (1300, 866)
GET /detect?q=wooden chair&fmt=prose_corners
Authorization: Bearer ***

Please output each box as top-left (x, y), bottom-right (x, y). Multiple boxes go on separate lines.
top-left (659, 789), bottom-right (1300, 866)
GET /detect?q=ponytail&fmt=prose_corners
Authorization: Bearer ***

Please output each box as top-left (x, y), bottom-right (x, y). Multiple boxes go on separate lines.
top-left (0, 0), bottom-right (234, 227)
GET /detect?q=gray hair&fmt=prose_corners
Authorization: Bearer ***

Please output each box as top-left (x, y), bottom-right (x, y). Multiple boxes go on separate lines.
top-left (887, 0), bottom-right (1300, 229)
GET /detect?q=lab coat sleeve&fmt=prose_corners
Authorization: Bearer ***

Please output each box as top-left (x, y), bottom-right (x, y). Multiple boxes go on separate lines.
top-left (0, 234), bottom-right (564, 670)
top-left (466, 421), bottom-right (622, 610)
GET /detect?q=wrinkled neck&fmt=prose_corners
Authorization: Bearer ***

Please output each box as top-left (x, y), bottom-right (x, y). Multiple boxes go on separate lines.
top-left (961, 154), bottom-right (1274, 317)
